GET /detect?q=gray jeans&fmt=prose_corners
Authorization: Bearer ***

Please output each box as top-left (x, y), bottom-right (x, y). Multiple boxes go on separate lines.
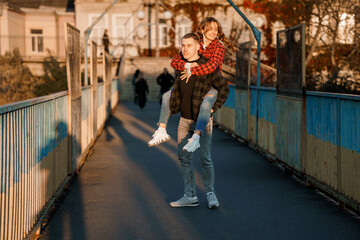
top-left (177, 117), bottom-right (214, 197)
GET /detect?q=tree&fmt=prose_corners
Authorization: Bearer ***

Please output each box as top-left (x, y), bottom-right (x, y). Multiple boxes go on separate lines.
top-left (243, 0), bottom-right (360, 94)
top-left (0, 49), bottom-right (69, 106)
top-left (304, 0), bottom-right (359, 93)
top-left (0, 49), bottom-right (40, 105)
top-left (34, 51), bottom-right (68, 96)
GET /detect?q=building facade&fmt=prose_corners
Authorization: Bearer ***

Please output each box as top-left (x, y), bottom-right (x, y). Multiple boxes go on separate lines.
top-left (0, 0), bottom-right (267, 70)
top-left (0, 1), bottom-right (75, 59)
top-left (75, 0), bottom-right (265, 57)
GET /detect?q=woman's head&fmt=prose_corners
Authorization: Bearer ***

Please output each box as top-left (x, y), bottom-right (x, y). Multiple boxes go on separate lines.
top-left (196, 17), bottom-right (222, 44)
top-left (196, 17), bottom-right (239, 54)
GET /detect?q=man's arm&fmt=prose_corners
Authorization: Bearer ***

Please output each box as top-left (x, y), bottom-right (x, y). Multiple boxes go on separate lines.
top-left (170, 52), bottom-right (186, 71)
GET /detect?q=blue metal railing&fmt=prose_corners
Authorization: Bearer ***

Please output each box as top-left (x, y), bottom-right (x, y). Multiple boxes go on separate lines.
top-left (0, 76), bottom-right (120, 239)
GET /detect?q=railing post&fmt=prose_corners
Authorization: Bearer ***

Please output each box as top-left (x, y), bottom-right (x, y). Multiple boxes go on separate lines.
top-left (90, 41), bottom-right (98, 139)
top-left (64, 22), bottom-right (82, 174)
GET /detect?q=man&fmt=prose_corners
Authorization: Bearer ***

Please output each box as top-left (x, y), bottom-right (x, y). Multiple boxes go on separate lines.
top-left (168, 33), bottom-right (229, 209)
top-left (156, 68), bottom-right (174, 106)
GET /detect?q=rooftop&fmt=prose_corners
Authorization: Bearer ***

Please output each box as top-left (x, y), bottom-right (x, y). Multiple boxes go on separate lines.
top-left (1, 0), bottom-right (74, 11)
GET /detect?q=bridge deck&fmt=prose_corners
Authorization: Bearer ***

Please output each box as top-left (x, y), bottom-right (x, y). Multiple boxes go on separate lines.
top-left (40, 101), bottom-right (360, 240)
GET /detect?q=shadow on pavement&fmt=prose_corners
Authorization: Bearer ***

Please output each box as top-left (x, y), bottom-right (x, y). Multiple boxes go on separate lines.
top-left (40, 101), bottom-right (360, 240)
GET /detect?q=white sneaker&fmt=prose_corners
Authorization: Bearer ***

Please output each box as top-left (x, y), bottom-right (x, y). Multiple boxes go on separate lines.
top-left (148, 129), bottom-right (171, 147)
top-left (170, 195), bottom-right (199, 207)
top-left (182, 137), bottom-right (200, 152)
top-left (207, 192), bottom-right (219, 209)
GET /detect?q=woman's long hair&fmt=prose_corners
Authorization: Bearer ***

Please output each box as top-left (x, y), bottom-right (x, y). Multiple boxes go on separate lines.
top-left (196, 17), bottom-right (239, 54)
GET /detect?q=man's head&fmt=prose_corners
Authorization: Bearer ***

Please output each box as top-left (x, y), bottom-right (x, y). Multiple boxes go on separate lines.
top-left (181, 33), bottom-right (200, 61)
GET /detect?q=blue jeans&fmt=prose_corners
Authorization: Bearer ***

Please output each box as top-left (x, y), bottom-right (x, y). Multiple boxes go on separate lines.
top-left (177, 117), bottom-right (214, 197)
top-left (158, 88), bottom-right (218, 134)
top-left (158, 89), bottom-right (172, 125)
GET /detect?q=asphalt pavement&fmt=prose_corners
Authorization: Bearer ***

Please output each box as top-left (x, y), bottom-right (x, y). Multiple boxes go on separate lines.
top-left (40, 101), bottom-right (360, 240)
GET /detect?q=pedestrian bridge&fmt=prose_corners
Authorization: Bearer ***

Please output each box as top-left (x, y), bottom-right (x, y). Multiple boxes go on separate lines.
top-left (1, 20), bottom-right (360, 240)
top-left (1, 76), bottom-right (360, 239)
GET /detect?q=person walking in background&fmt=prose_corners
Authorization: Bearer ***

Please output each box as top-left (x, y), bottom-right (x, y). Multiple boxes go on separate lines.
top-left (135, 72), bottom-right (149, 109)
top-left (157, 68), bottom-right (174, 106)
top-left (132, 69), bottom-right (141, 104)
top-left (102, 29), bottom-right (111, 53)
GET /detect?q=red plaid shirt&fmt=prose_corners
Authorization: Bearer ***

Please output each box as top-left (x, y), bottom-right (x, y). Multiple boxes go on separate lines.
top-left (169, 55), bottom-right (229, 118)
top-left (170, 38), bottom-right (225, 76)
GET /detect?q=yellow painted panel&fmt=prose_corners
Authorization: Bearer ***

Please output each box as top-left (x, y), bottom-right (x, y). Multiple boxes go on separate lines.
top-left (111, 92), bottom-right (118, 109)
top-left (258, 118), bottom-right (276, 155)
top-left (249, 115), bottom-right (257, 144)
top-left (98, 104), bottom-right (105, 130)
top-left (81, 118), bottom-right (89, 152)
top-left (220, 107), bottom-right (235, 131)
top-left (1, 193), bottom-right (4, 239)
top-left (214, 108), bottom-right (222, 123)
top-left (340, 147), bottom-right (360, 203)
top-left (305, 134), bottom-right (338, 189)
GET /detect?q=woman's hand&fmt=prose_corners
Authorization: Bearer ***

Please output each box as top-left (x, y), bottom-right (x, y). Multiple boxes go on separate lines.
top-left (190, 62), bottom-right (199, 68)
top-left (180, 62), bottom-right (198, 83)
top-left (180, 71), bottom-right (191, 83)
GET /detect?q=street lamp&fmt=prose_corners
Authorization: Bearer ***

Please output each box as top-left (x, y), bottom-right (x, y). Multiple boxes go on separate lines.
top-left (120, 23), bottom-right (177, 57)
top-left (136, 10), bottom-right (145, 20)
top-left (136, 0), bottom-right (173, 57)
top-left (113, 1), bottom-right (176, 58)
top-left (163, 10), bottom-right (172, 20)
top-left (154, 1), bottom-right (173, 57)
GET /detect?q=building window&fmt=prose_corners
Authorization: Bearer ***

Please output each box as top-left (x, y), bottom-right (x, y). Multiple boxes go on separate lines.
top-left (31, 29), bottom-right (43, 53)
top-left (88, 14), bottom-right (108, 46)
top-left (112, 14), bottom-right (133, 45)
top-left (159, 19), bottom-right (170, 47)
top-left (176, 18), bottom-right (191, 47)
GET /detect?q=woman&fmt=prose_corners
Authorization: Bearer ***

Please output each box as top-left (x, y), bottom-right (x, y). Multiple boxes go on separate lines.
top-left (148, 17), bottom-right (238, 151)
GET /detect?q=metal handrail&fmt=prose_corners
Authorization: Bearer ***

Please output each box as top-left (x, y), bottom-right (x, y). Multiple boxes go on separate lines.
top-left (226, 0), bottom-right (261, 86)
